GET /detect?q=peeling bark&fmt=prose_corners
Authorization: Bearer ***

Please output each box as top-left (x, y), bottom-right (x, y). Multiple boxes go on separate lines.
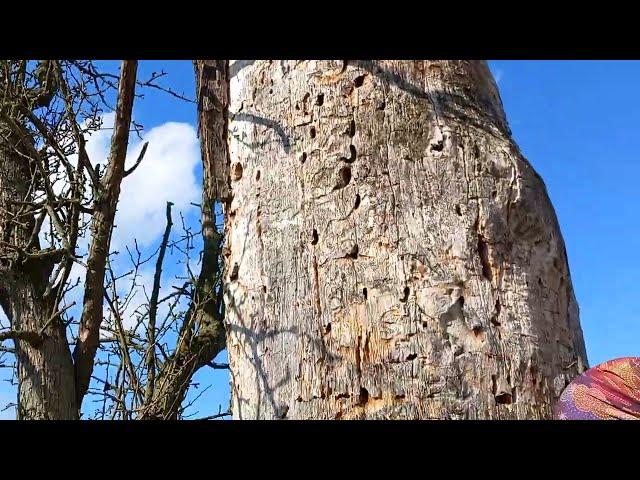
top-left (223, 60), bottom-right (588, 419)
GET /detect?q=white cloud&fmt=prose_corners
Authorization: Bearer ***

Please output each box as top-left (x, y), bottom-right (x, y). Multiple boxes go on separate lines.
top-left (30, 114), bottom-right (201, 331)
top-left (84, 115), bottom-right (201, 250)
top-left (40, 112), bottom-right (201, 253)
top-left (79, 115), bottom-right (201, 332)
top-left (84, 113), bottom-right (116, 167)
top-left (494, 69), bottom-right (503, 84)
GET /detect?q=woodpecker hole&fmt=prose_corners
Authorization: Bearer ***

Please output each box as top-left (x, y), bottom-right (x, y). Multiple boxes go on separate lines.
top-left (231, 163), bottom-right (243, 181)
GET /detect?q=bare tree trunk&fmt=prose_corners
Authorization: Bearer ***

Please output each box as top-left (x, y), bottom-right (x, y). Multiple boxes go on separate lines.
top-left (0, 130), bottom-right (77, 419)
top-left (9, 278), bottom-right (77, 419)
top-left (222, 60), bottom-right (588, 419)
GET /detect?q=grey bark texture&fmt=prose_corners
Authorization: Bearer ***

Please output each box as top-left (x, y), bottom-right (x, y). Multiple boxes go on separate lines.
top-left (222, 60), bottom-right (588, 419)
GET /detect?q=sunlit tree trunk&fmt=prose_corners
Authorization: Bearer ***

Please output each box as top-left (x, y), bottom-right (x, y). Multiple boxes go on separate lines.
top-left (218, 60), bottom-right (588, 419)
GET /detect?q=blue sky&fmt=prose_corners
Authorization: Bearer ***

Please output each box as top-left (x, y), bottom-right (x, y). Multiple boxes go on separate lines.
top-left (490, 60), bottom-right (640, 366)
top-left (1, 60), bottom-right (638, 419)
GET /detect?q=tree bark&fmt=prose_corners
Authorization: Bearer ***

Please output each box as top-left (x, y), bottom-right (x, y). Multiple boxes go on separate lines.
top-left (222, 60), bottom-right (588, 419)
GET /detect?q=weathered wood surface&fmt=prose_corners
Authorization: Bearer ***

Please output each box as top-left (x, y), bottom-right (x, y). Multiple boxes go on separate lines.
top-left (223, 60), bottom-right (588, 419)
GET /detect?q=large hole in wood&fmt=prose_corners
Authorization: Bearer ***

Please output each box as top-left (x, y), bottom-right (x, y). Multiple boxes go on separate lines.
top-left (430, 139), bottom-right (444, 152)
top-left (231, 163), bottom-right (243, 181)
top-left (495, 392), bottom-right (513, 405)
top-left (490, 299), bottom-right (502, 326)
top-left (309, 126), bottom-right (317, 139)
top-left (346, 243), bottom-right (359, 259)
top-left (354, 74), bottom-right (366, 88)
top-left (400, 286), bottom-right (410, 303)
top-left (316, 93), bottom-right (324, 106)
top-left (347, 119), bottom-right (356, 137)
top-left (300, 152), bottom-right (307, 164)
top-left (477, 235), bottom-right (492, 282)
top-left (230, 263), bottom-right (239, 281)
top-left (354, 193), bottom-right (361, 209)
top-left (311, 228), bottom-right (318, 245)
top-left (333, 166), bottom-right (352, 191)
top-left (358, 387), bottom-right (369, 405)
top-left (362, 287), bottom-right (368, 300)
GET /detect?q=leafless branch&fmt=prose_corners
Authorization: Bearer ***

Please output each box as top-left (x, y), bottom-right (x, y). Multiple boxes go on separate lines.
top-left (123, 141), bottom-right (148, 177)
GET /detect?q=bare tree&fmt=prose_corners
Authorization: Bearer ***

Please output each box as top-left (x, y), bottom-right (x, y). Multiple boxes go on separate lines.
top-left (83, 198), bottom-right (228, 420)
top-left (131, 60), bottom-right (229, 419)
top-left (214, 60), bottom-right (589, 419)
top-left (0, 60), bottom-right (228, 419)
top-left (0, 60), bottom-right (139, 418)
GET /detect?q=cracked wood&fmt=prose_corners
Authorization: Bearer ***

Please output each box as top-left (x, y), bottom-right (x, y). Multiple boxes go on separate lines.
top-left (222, 60), bottom-right (588, 419)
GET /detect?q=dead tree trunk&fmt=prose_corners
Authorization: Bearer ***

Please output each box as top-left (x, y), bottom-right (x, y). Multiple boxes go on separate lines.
top-left (221, 60), bottom-right (588, 419)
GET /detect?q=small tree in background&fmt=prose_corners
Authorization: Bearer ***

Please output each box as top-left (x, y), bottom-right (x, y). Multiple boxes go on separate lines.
top-left (0, 60), bottom-right (228, 419)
